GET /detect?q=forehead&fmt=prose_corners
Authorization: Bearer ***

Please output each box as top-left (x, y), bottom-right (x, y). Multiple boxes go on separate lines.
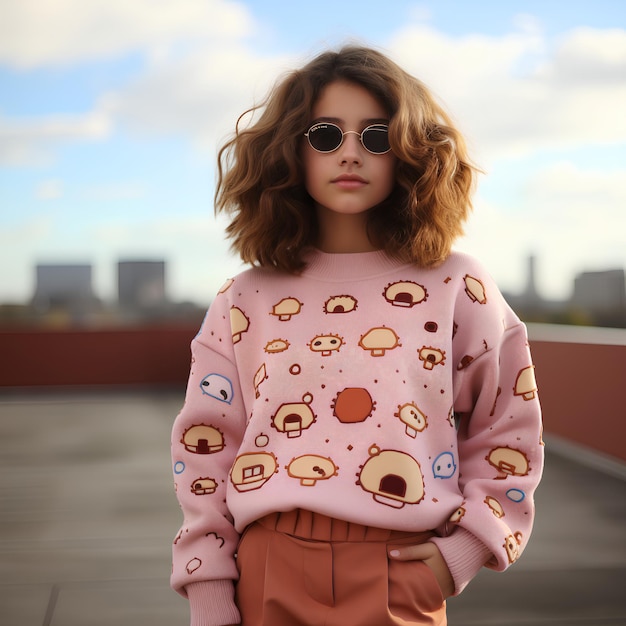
top-left (311, 80), bottom-right (388, 122)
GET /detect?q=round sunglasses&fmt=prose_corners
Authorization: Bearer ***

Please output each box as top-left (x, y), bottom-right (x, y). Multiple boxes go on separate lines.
top-left (304, 122), bottom-right (391, 155)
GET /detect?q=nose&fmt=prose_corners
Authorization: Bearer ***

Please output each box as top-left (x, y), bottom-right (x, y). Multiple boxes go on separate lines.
top-left (337, 131), bottom-right (363, 165)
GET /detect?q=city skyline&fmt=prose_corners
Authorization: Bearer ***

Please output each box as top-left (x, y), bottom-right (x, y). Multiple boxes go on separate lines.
top-left (1, 1), bottom-right (625, 305)
top-left (18, 253), bottom-right (626, 309)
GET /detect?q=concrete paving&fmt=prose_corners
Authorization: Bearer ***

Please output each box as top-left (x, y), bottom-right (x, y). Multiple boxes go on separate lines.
top-left (0, 391), bottom-right (624, 626)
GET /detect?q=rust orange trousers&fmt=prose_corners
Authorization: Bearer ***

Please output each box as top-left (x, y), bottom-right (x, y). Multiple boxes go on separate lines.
top-left (235, 510), bottom-right (447, 626)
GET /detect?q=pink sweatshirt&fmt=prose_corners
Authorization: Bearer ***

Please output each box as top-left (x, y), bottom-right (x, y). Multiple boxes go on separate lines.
top-left (171, 249), bottom-right (544, 625)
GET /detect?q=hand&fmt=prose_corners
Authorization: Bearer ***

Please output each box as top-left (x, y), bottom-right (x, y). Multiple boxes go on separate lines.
top-left (388, 541), bottom-right (455, 599)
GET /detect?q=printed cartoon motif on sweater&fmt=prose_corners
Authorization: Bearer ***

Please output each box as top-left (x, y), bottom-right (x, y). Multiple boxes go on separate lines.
top-left (486, 446), bottom-right (531, 479)
top-left (308, 333), bottom-right (344, 356)
top-left (359, 326), bottom-right (401, 356)
top-left (357, 444), bottom-right (425, 508)
top-left (271, 297), bottom-right (303, 321)
top-left (180, 424), bottom-right (224, 454)
top-left (270, 393), bottom-right (316, 437)
top-left (394, 402), bottom-right (428, 437)
top-left (286, 454), bottom-right (339, 486)
top-left (432, 451), bottom-right (457, 479)
top-left (230, 452), bottom-right (278, 492)
top-left (324, 295), bottom-right (358, 313)
top-left (230, 306), bottom-right (249, 343)
top-left (332, 388), bottom-right (376, 423)
top-left (383, 280), bottom-right (428, 307)
top-left (170, 251), bottom-right (544, 603)
top-left (200, 373), bottom-right (234, 404)
top-left (514, 366), bottom-right (538, 400)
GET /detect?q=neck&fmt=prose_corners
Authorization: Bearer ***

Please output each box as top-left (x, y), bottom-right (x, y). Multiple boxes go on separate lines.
top-left (316, 208), bottom-right (378, 253)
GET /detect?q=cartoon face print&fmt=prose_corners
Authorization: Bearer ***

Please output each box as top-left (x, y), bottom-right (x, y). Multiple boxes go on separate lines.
top-left (486, 446), bottom-right (530, 479)
top-left (358, 445), bottom-right (425, 509)
top-left (271, 393), bottom-right (316, 438)
top-left (359, 327), bottom-right (401, 357)
top-left (514, 366), bottom-right (538, 401)
top-left (324, 295), bottom-right (358, 314)
top-left (464, 274), bottom-right (487, 304)
top-left (180, 424), bottom-right (224, 454)
top-left (230, 452), bottom-right (278, 492)
top-left (449, 506), bottom-right (466, 524)
top-left (286, 454), bottom-right (339, 486)
top-left (230, 306), bottom-right (250, 343)
top-left (418, 346), bottom-right (446, 370)
top-left (484, 496), bottom-right (505, 518)
top-left (394, 402), bottom-right (428, 437)
top-left (432, 452), bottom-right (457, 479)
top-left (383, 280), bottom-right (428, 307)
top-left (308, 333), bottom-right (344, 356)
top-left (504, 532), bottom-right (523, 564)
top-left (264, 339), bottom-right (290, 354)
top-left (190, 477), bottom-right (218, 496)
top-left (270, 297), bottom-right (303, 321)
top-left (200, 373), bottom-right (234, 404)
top-left (506, 488), bottom-right (526, 503)
top-left (332, 388), bottom-right (375, 423)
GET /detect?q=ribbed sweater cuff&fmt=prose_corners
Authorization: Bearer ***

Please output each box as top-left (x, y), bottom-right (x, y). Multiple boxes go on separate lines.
top-left (186, 579), bottom-right (241, 626)
top-left (431, 528), bottom-right (492, 595)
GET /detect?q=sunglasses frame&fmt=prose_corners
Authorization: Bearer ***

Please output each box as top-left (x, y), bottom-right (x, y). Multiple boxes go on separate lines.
top-left (304, 122), bottom-right (391, 155)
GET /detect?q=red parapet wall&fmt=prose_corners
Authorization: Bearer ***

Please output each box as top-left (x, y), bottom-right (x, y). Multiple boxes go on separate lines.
top-left (1, 324), bottom-right (625, 462)
top-left (1, 325), bottom-right (197, 388)
top-left (529, 338), bottom-right (626, 463)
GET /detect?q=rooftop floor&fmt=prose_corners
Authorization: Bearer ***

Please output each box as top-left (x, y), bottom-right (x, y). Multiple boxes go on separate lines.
top-left (0, 391), bottom-right (624, 626)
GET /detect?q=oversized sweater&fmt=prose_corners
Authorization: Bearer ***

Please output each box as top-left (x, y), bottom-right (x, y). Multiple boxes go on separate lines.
top-left (171, 249), bottom-right (544, 625)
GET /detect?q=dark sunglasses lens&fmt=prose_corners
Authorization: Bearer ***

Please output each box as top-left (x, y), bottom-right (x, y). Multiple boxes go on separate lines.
top-left (308, 124), bottom-right (343, 152)
top-left (362, 126), bottom-right (390, 153)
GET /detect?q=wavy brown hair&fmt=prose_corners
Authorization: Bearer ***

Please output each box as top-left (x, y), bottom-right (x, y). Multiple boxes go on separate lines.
top-left (215, 45), bottom-right (479, 272)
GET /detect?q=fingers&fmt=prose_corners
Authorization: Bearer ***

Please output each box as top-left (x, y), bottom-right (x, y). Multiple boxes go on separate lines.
top-left (388, 541), bottom-right (437, 562)
top-left (388, 541), bottom-right (455, 598)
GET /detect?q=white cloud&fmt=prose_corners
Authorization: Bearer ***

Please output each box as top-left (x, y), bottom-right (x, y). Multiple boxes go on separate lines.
top-left (388, 22), bottom-right (626, 162)
top-left (109, 44), bottom-right (293, 150)
top-left (79, 182), bottom-right (146, 201)
top-left (0, 110), bottom-right (111, 166)
top-left (35, 179), bottom-right (64, 200)
top-left (0, 0), bottom-right (254, 68)
top-left (524, 161), bottom-right (626, 208)
top-left (537, 27), bottom-right (626, 86)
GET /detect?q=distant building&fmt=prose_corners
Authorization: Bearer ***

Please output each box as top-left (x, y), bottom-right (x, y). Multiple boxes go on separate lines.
top-left (32, 263), bottom-right (95, 310)
top-left (521, 254), bottom-right (542, 307)
top-left (117, 260), bottom-right (167, 309)
top-left (571, 269), bottom-right (626, 313)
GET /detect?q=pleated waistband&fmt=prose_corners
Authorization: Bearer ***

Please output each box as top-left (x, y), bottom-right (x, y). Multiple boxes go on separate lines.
top-left (256, 509), bottom-right (434, 544)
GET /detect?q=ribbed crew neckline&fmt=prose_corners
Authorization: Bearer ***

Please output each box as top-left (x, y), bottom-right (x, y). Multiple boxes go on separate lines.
top-left (301, 248), bottom-right (414, 282)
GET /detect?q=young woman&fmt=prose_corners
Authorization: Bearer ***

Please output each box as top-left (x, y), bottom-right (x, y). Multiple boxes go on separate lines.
top-left (170, 45), bottom-right (544, 626)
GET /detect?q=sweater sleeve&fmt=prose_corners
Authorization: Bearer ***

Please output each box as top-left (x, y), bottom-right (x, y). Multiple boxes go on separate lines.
top-left (432, 266), bottom-right (544, 594)
top-left (170, 289), bottom-right (247, 624)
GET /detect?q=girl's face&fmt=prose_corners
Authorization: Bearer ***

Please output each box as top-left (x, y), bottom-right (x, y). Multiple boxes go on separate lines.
top-left (303, 80), bottom-right (396, 233)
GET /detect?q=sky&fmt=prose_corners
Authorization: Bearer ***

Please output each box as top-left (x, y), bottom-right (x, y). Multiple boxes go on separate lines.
top-left (1, 0), bottom-right (625, 307)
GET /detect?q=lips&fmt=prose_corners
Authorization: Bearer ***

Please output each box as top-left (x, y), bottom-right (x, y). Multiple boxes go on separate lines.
top-left (332, 174), bottom-right (368, 189)
top-left (332, 174), bottom-right (367, 183)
